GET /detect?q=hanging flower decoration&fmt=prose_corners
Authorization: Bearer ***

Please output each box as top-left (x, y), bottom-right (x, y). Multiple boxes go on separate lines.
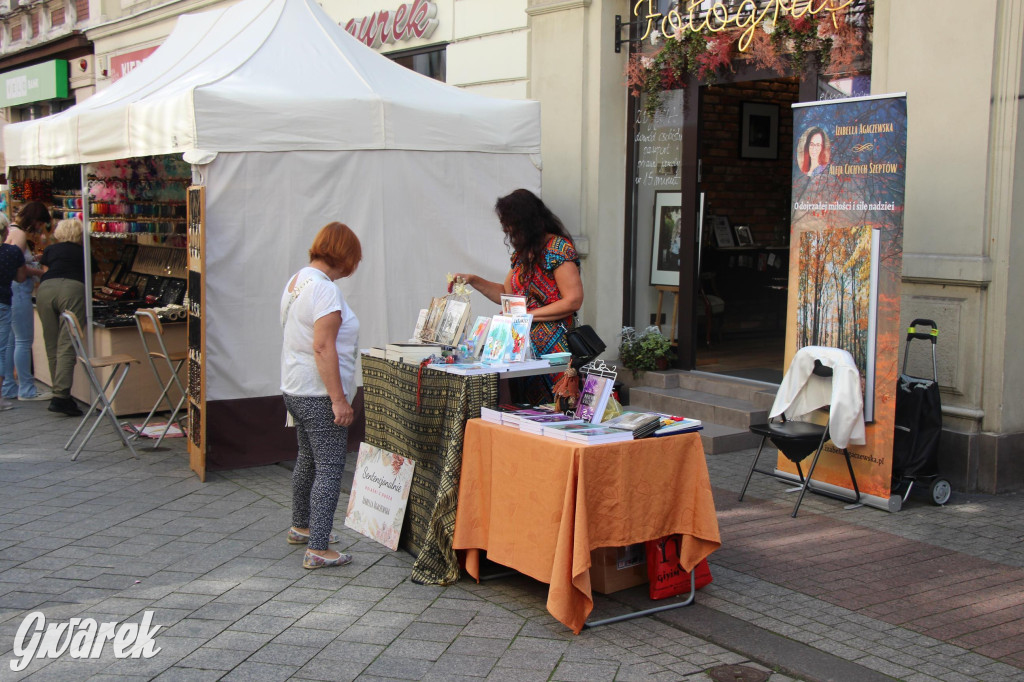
top-left (626, 5), bottom-right (868, 118)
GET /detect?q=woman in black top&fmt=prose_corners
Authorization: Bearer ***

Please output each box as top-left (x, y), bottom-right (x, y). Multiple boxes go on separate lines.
top-left (36, 219), bottom-right (88, 416)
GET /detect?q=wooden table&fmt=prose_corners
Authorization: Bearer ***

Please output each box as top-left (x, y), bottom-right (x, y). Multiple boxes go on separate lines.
top-left (453, 419), bottom-right (721, 633)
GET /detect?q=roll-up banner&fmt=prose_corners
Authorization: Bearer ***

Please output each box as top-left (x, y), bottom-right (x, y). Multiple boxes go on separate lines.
top-left (782, 94), bottom-right (908, 509)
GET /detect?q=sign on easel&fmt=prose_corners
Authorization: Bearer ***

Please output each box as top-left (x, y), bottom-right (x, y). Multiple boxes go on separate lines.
top-left (344, 443), bottom-right (415, 550)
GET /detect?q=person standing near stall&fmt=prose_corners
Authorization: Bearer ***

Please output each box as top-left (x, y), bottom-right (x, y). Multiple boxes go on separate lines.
top-left (0, 224), bottom-right (28, 411)
top-left (36, 219), bottom-right (90, 417)
top-left (3, 202), bottom-right (52, 402)
top-left (456, 188), bottom-right (584, 401)
top-left (281, 221), bottom-right (361, 570)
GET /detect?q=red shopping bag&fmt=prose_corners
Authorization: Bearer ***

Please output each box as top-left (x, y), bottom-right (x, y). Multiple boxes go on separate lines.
top-left (645, 534), bottom-right (713, 600)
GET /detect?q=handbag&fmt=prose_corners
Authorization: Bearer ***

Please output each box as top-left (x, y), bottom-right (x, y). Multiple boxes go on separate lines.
top-left (565, 324), bottom-right (606, 361)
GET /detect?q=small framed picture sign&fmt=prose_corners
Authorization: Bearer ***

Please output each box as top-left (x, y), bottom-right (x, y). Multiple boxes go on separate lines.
top-left (712, 216), bottom-right (734, 248)
top-left (734, 224), bottom-right (754, 246)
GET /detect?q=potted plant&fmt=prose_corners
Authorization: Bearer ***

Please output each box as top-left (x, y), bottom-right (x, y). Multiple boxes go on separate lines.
top-left (618, 326), bottom-right (675, 378)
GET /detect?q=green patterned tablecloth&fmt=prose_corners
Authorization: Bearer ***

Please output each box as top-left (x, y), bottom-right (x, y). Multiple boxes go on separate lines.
top-left (361, 356), bottom-right (498, 585)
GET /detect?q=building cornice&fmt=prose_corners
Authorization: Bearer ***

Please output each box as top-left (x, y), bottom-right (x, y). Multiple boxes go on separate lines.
top-left (525, 0), bottom-right (590, 18)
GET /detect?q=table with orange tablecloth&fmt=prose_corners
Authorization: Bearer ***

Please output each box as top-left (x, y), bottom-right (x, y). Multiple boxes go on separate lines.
top-left (452, 419), bottom-right (721, 634)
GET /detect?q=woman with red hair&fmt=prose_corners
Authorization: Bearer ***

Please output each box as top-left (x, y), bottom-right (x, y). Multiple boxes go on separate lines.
top-left (280, 221), bottom-right (362, 570)
top-left (799, 127), bottom-right (831, 177)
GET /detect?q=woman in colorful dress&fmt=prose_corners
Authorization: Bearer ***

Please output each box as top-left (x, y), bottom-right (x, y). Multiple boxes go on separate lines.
top-left (457, 189), bottom-right (584, 400)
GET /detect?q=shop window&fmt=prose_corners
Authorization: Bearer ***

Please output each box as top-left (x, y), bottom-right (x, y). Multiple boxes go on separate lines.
top-left (387, 45), bottom-right (446, 82)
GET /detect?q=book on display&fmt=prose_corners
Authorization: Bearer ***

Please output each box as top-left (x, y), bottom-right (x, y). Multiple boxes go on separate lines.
top-left (480, 315), bottom-right (512, 363)
top-left (562, 425), bottom-right (634, 445)
top-left (499, 406), bottom-right (556, 426)
top-left (435, 299), bottom-right (470, 347)
top-left (576, 372), bottom-right (615, 423)
top-left (518, 413), bottom-right (584, 434)
top-left (603, 411), bottom-right (663, 438)
top-left (541, 421), bottom-right (606, 441)
top-left (651, 416), bottom-right (703, 437)
top-left (385, 343), bottom-right (442, 364)
top-left (500, 294), bottom-right (528, 316)
top-left (466, 316), bottom-right (491, 357)
top-left (506, 314), bottom-right (533, 362)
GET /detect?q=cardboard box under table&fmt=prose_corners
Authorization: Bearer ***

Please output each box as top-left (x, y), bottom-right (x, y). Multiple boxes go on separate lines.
top-left (589, 544), bottom-right (647, 594)
top-left (453, 419), bottom-right (721, 634)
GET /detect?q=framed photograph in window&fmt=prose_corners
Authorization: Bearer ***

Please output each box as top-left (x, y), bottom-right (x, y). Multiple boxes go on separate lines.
top-left (650, 191), bottom-right (683, 286)
top-left (740, 102), bottom-right (779, 160)
top-left (734, 224), bottom-right (754, 246)
top-left (712, 215), bottom-right (734, 248)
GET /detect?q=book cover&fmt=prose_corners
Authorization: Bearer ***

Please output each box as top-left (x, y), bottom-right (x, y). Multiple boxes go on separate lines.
top-left (563, 425), bottom-right (634, 444)
top-left (436, 299), bottom-right (469, 347)
top-left (652, 417), bottom-right (703, 437)
top-left (518, 413), bottom-right (582, 433)
top-left (420, 296), bottom-right (447, 343)
top-left (466, 315), bottom-right (491, 357)
top-left (500, 294), bottom-right (528, 316)
top-left (507, 314), bottom-right (533, 362)
top-left (480, 315), bottom-right (513, 364)
top-left (410, 308), bottom-right (428, 342)
top-left (603, 411), bottom-right (661, 431)
top-left (343, 443), bottom-right (415, 551)
top-left (576, 373), bottom-right (615, 423)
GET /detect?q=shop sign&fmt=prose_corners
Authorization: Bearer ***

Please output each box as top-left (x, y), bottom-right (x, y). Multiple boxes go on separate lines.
top-left (0, 60), bottom-right (69, 108)
top-left (633, 0), bottom-right (854, 51)
top-left (110, 47), bottom-right (159, 82)
top-left (343, 0), bottom-right (439, 50)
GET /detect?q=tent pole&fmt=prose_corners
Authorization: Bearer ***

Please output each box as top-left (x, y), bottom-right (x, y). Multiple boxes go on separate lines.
top-left (80, 164), bottom-right (94, 359)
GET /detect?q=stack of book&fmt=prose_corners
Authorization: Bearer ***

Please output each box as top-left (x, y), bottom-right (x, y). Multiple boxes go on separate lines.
top-left (542, 422), bottom-right (633, 444)
top-left (651, 415), bottom-right (703, 437)
top-left (602, 411), bottom-right (664, 439)
top-left (480, 404), bottom-right (555, 426)
top-left (518, 413), bottom-right (584, 435)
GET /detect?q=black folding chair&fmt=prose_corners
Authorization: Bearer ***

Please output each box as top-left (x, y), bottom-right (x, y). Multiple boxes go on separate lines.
top-left (739, 355), bottom-right (861, 517)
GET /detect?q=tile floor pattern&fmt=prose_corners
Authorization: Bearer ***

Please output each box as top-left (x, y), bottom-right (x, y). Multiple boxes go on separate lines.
top-left (0, 394), bottom-right (1022, 681)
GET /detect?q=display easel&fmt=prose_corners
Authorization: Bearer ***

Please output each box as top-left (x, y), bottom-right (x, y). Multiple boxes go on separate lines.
top-left (186, 186), bottom-right (207, 481)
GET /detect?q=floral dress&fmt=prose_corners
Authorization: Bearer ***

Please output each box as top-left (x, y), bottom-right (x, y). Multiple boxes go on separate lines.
top-left (510, 235), bottom-right (580, 356)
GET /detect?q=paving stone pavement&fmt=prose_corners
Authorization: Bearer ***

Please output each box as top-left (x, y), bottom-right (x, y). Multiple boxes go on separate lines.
top-left (1, 392), bottom-right (1022, 681)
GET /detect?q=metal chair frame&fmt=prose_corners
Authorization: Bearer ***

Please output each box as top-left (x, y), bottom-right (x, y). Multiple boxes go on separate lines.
top-left (61, 311), bottom-right (140, 461)
top-left (132, 309), bottom-right (187, 449)
top-left (739, 360), bottom-right (861, 517)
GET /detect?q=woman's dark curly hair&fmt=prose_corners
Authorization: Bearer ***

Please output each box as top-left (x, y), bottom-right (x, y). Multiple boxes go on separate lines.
top-left (495, 189), bottom-right (572, 287)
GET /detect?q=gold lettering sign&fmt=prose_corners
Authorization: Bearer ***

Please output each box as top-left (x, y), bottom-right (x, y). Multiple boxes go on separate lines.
top-left (634, 0), bottom-right (855, 51)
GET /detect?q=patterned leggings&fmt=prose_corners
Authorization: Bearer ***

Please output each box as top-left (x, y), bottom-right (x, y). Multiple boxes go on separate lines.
top-left (283, 394), bottom-right (349, 551)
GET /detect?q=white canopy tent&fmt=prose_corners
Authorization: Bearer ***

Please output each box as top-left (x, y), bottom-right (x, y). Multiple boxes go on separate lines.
top-left (4, 0), bottom-right (541, 468)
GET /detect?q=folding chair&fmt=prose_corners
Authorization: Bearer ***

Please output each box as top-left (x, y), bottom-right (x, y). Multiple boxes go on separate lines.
top-left (739, 346), bottom-right (863, 517)
top-left (131, 309), bottom-right (187, 448)
top-left (61, 311), bottom-right (141, 461)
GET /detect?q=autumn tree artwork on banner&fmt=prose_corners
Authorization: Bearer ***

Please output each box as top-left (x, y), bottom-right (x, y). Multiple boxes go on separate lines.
top-left (785, 93), bottom-right (906, 508)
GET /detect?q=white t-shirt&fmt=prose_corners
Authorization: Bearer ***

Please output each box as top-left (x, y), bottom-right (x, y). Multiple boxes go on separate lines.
top-left (280, 266), bottom-right (360, 400)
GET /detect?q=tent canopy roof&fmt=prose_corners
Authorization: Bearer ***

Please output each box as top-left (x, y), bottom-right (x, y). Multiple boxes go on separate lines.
top-left (4, 0), bottom-right (540, 167)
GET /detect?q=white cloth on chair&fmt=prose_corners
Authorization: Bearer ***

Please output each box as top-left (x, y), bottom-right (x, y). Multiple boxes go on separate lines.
top-left (769, 346), bottom-right (866, 448)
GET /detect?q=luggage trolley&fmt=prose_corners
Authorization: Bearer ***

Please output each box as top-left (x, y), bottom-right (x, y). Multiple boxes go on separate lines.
top-left (891, 319), bottom-right (951, 506)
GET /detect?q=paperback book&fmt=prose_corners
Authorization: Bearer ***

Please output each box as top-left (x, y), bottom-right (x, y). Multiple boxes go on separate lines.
top-left (507, 314), bottom-right (533, 362)
top-left (499, 406), bottom-right (556, 427)
top-left (500, 294), bottom-right (528, 316)
top-left (435, 299), bottom-right (470, 347)
top-left (419, 297), bottom-right (446, 343)
top-left (603, 411), bottom-right (663, 438)
top-left (542, 422), bottom-right (607, 441)
top-left (480, 315), bottom-right (513, 364)
top-left (576, 372), bottom-right (615, 423)
top-left (651, 416), bottom-right (703, 437)
top-left (466, 316), bottom-right (491, 357)
top-left (518, 413), bottom-right (583, 434)
top-left (563, 425), bottom-right (634, 445)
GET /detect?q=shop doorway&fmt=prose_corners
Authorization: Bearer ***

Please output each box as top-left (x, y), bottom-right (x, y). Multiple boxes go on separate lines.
top-left (691, 77), bottom-right (801, 384)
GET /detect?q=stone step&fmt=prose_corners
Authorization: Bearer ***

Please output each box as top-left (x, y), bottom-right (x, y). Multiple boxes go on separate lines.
top-left (698, 422), bottom-right (764, 455)
top-left (629, 385), bottom-right (768, 431)
top-left (636, 370), bottom-right (778, 409)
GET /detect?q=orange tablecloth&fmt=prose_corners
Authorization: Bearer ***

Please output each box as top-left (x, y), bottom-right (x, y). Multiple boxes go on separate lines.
top-left (453, 419), bottom-right (721, 633)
